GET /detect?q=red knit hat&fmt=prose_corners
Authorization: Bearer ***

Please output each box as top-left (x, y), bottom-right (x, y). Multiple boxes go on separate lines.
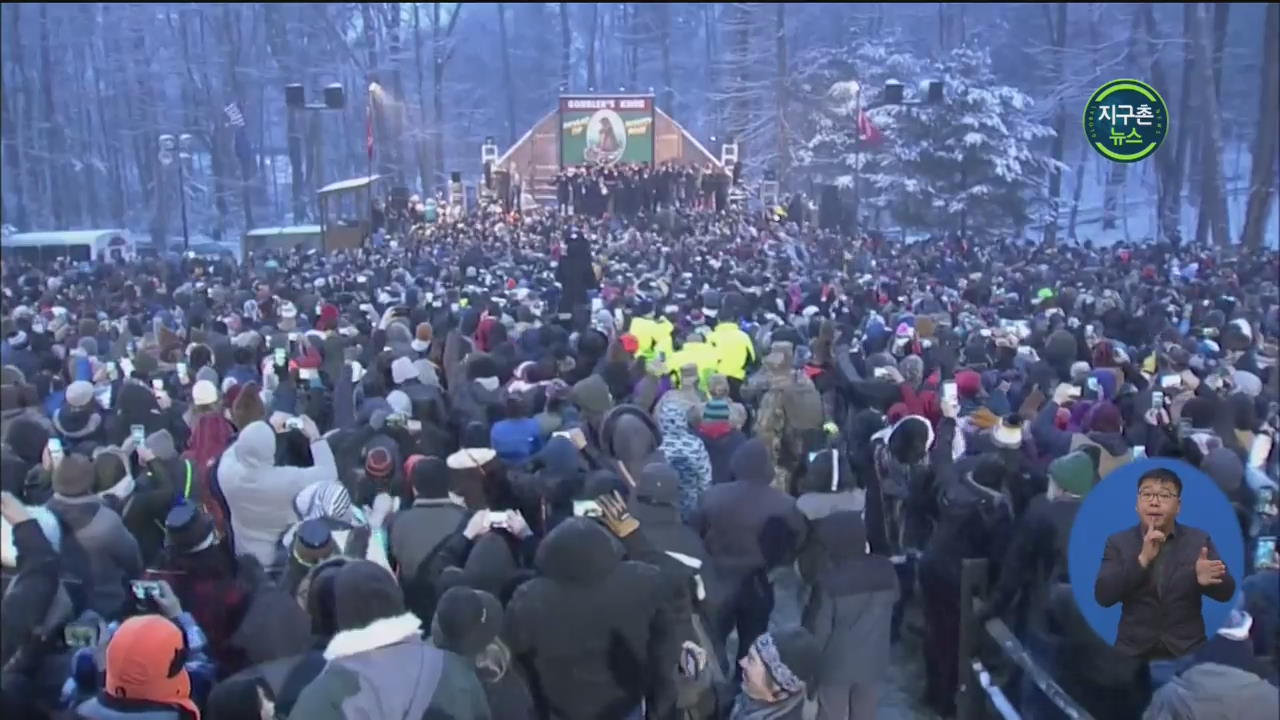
top-left (955, 370), bottom-right (983, 398)
top-left (620, 333), bottom-right (640, 355)
top-left (366, 446), bottom-right (394, 479)
top-left (317, 304), bottom-right (340, 332)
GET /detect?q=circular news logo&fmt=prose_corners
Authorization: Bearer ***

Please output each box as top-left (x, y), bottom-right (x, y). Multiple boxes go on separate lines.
top-left (1083, 79), bottom-right (1169, 163)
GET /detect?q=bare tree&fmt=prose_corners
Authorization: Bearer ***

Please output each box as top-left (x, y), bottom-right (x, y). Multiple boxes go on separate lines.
top-left (3, 3), bottom-right (30, 230)
top-left (497, 4), bottom-right (518, 145)
top-left (657, 4), bottom-right (674, 111)
top-left (1042, 2), bottom-right (1067, 244)
top-left (775, 3), bottom-right (789, 184)
top-left (586, 3), bottom-right (599, 89)
top-left (432, 3), bottom-right (463, 186)
top-left (560, 3), bottom-right (572, 91)
top-left (1190, 2), bottom-right (1231, 246)
top-left (1240, 2), bottom-right (1279, 250)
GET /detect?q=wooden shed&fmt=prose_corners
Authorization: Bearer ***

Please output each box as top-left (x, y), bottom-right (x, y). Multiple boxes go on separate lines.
top-left (494, 98), bottom-right (723, 205)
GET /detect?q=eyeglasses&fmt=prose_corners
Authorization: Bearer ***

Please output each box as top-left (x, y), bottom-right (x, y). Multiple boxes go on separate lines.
top-left (1139, 490), bottom-right (1179, 503)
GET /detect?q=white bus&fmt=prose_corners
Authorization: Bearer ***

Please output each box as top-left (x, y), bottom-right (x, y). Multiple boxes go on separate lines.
top-left (1, 229), bottom-right (136, 264)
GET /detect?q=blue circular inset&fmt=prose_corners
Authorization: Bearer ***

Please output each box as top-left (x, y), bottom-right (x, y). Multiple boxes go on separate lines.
top-left (1067, 458), bottom-right (1245, 648)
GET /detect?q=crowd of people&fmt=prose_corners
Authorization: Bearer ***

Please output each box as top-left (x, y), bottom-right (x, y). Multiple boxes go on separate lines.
top-left (0, 199), bottom-right (1277, 720)
top-left (554, 162), bottom-right (735, 218)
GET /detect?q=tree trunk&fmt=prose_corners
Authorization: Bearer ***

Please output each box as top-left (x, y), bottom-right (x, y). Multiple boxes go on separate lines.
top-left (413, 3), bottom-right (431, 192)
top-left (1161, 3), bottom-right (1198, 243)
top-left (775, 3), bottom-right (788, 185)
top-left (560, 3), bottom-right (572, 92)
top-left (39, 4), bottom-right (64, 228)
top-left (265, 5), bottom-right (307, 222)
top-left (1102, 162), bottom-right (1126, 231)
top-left (1043, 2), bottom-right (1067, 244)
top-left (1240, 3), bottom-right (1279, 250)
top-left (727, 3), bottom-right (753, 146)
top-left (1190, 3), bottom-right (1231, 246)
top-left (705, 4), bottom-right (719, 133)
top-left (221, 5), bottom-right (255, 232)
top-left (3, 3), bottom-right (30, 230)
top-left (1136, 5), bottom-right (1179, 243)
top-left (497, 4), bottom-right (518, 146)
top-left (586, 3), bottom-right (598, 89)
top-left (658, 3), bottom-right (673, 111)
top-left (387, 3), bottom-right (407, 187)
top-left (1211, 4), bottom-right (1229, 101)
top-left (1066, 142), bottom-right (1089, 240)
top-left (430, 3), bottom-right (462, 187)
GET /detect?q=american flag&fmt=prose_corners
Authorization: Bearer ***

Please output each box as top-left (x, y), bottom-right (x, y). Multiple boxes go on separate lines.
top-left (224, 102), bottom-right (245, 127)
top-left (224, 102), bottom-right (253, 178)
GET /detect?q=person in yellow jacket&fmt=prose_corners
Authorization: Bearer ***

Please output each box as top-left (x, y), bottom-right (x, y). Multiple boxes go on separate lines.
top-left (668, 328), bottom-right (718, 392)
top-left (708, 292), bottom-right (756, 401)
top-left (628, 303), bottom-right (674, 365)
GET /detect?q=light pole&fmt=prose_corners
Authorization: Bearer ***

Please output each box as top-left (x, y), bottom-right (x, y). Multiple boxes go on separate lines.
top-left (158, 133), bottom-right (193, 250)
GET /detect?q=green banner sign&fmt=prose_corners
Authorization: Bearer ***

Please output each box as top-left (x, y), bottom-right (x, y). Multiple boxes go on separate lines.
top-left (559, 95), bottom-right (655, 167)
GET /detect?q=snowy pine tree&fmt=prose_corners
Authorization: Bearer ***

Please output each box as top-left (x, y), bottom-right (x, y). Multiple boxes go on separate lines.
top-left (798, 43), bottom-right (1062, 238)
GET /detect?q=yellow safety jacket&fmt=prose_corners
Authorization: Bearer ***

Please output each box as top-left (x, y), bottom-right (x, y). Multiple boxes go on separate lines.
top-left (668, 341), bottom-right (719, 391)
top-left (629, 316), bottom-right (674, 363)
top-left (708, 322), bottom-right (755, 381)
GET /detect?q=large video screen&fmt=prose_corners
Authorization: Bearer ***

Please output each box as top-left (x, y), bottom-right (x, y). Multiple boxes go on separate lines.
top-left (559, 95), bottom-right (655, 167)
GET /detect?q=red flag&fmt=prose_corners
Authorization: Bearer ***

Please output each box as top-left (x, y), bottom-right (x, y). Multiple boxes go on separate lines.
top-left (857, 110), bottom-right (883, 145)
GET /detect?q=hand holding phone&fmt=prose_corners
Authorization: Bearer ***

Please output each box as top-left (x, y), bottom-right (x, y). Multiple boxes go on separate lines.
top-left (47, 438), bottom-right (64, 468)
top-left (1254, 536), bottom-right (1278, 570)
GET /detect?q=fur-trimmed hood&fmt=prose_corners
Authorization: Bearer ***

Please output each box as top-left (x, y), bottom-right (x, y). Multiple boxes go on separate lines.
top-left (324, 612), bottom-right (423, 661)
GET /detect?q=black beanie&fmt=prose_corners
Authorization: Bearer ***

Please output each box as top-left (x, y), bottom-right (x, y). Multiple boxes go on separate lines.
top-left (3, 416), bottom-right (48, 466)
top-left (411, 457), bottom-right (451, 499)
top-left (432, 587), bottom-right (503, 657)
top-left (1044, 330), bottom-right (1077, 365)
top-left (332, 560), bottom-right (407, 632)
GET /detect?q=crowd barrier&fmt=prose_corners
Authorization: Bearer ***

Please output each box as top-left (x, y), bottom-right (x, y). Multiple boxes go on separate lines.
top-left (957, 558), bottom-right (1096, 720)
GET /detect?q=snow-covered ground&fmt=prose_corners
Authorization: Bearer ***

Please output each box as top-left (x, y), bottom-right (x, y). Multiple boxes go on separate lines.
top-left (1048, 140), bottom-right (1278, 248)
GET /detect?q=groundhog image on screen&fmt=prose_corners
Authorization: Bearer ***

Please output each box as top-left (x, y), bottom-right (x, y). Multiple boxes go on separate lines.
top-left (584, 109), bottom-right (626, 165)
top-left (1093, 466), bottom-right (1236, 660)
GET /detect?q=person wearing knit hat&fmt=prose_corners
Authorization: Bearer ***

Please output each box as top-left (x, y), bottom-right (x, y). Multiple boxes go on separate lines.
top-left (365, 446), bottom-right (395, 483)
top-left (411, 322), bottom-right (433, 355)
top-left (73, 614), bottom-right (201, 720)
top-left (432, 586), bottom-right (505, 657)
top-left (390, 456), bottom-right (467, 580)
top-left (191, 379), bottom-right (219, 408)
top-left (954, 369), bottom-right (983, 400)
top-left (734, 627), bottom-right (822, 717)
top-left (1047, 450), bottom-right (1096, 498)
top-left (317, 303), bottom-right (340, 333)
top-left (430, 586), bottom-right (537, 718)
top-left (54, 379), bottom-right (106, 445)
top-left (289, 559), bottom-right (490, 719)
